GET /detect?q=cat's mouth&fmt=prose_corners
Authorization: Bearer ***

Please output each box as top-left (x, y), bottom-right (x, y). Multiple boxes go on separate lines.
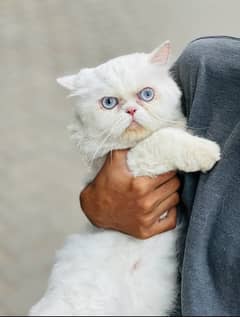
top-left (121, 120), bottom-right (150, 141)
top-left (127, 120), bottom-right (142, 130)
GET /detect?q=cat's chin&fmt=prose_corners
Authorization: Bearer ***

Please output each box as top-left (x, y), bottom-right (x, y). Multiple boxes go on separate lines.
top-left (121, 123), bottom-right (151, 143)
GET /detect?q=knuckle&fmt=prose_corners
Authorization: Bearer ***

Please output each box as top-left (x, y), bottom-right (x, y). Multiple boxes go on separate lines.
top-left (168, 212), bottom-right (177, 229)
top-left (137, 227), bottom-right (150, 240)
top-left (138, 215), bottom-right (151, 227)
top-left (172, 192), bottom-right (180, 205)
top-left (169, 220), bottom-right (177, 230)
top-left (139, 198), bottom-right (152, 212)
top-left (131, 179), bottom-right (147, 196)
top-left (173, 177), bottom-right (181, 190)
top-left (93, 220), bottom-right (102, 228)
top-left (88, 216), bottom-right (102, 229)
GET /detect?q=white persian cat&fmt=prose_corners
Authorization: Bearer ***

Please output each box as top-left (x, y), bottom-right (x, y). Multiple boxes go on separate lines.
top-left (30, 41), bottom-right (220, 316)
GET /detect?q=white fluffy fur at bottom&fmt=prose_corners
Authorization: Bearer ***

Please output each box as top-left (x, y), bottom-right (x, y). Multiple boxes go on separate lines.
top-left (29, 224), bottom-right (178, 316)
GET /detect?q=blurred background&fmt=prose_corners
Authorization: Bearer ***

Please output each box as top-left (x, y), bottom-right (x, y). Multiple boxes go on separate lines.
top-left (0, 0), bottom-right (239, 315)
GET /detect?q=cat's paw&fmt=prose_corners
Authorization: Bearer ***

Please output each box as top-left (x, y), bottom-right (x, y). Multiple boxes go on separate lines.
top-left (186, 139), bottom-right (221, 173)
top-left (127, 149), bottom-right (145, 177)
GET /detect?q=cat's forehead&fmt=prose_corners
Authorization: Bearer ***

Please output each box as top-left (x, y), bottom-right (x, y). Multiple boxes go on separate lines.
top-left (93, 53), bottom-right (158, 93)
top-left (99, 52), bottom-right (147, 71)
top-left (77, 52), bottom-right (168, 98)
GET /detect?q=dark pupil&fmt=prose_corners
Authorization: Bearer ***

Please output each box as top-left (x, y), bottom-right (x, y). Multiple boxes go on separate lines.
top-left (107, 98), bottom-right (112, 105)
top-left (145, 90), bottom-right (151, 97)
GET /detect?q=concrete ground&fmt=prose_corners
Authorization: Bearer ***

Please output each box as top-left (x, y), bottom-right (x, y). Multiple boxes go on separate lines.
top-left (1, 0), bottom-right (239, 315)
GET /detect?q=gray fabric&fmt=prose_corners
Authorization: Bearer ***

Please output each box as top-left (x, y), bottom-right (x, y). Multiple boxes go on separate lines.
top-left (172, 36), bottom-right (240, 316)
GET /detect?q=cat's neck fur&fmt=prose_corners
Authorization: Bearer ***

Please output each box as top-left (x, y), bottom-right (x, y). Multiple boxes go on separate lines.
top-left (70, 116), bottom-right (187, 164)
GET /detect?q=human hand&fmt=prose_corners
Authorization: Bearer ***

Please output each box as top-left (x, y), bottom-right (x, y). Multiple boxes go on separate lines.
top-left (80, 150), bottom-right (180, 239)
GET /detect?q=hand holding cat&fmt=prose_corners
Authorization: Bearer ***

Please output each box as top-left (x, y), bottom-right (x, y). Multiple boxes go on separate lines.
top-left (80, 150), bottom-right (180, 239)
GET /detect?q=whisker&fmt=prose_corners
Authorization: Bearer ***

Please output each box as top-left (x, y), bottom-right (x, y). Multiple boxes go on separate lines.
top-left (90, 117), bottom-right (127, 166)
top-left (149, 111), bottom-right (184, 125)
top-left (148, 110), bottom-right (209, 131)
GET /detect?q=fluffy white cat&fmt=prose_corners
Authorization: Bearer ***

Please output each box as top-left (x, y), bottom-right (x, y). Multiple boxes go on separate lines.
top-left (30, 41), bottom-right (220, 316)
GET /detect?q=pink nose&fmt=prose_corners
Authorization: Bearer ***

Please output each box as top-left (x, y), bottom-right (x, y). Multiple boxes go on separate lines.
top-left (126, 107), bottom-right (137, 116)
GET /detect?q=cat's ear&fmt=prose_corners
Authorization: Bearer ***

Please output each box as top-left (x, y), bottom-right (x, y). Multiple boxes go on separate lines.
top-left (56, 75), bottom-right (77, 91)
top-left (149, 41), bottom-right (171, 65)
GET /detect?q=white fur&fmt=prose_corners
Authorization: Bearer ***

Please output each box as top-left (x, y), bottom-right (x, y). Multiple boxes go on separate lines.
top-left (30, 42), bottom-right (220, 316)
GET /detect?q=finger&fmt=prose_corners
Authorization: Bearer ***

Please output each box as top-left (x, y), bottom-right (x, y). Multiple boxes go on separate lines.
top-left (110, 149), bottom-right (129, 160)
top-left (109, 150), bottom-right (129, 166)
top-left (131, 171), bottom-right (177, 194)
top-left (149, 207), bottom-right (177, 236)
top-left (109, 151), bottom-right (177, 192)
top-left (148, 171), bottom-right (177, 189)
top-left (106, 150), bottom-right (132, 176)
top-left (146, 176), bottom-right (181, 209)
top-left (147, 193), bottom-right (180, 225)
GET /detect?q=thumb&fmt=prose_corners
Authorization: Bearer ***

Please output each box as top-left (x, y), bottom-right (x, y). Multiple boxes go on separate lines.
top-left (107, 150), bottom-right (131, 174)
top-left (111, 149), bottom-right (129, 160)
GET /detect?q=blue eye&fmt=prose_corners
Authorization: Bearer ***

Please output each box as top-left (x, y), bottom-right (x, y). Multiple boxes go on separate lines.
top-left (138, 87), bottom-right (155, 102)
top-left (101, 97), bottom-right (119, 109)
